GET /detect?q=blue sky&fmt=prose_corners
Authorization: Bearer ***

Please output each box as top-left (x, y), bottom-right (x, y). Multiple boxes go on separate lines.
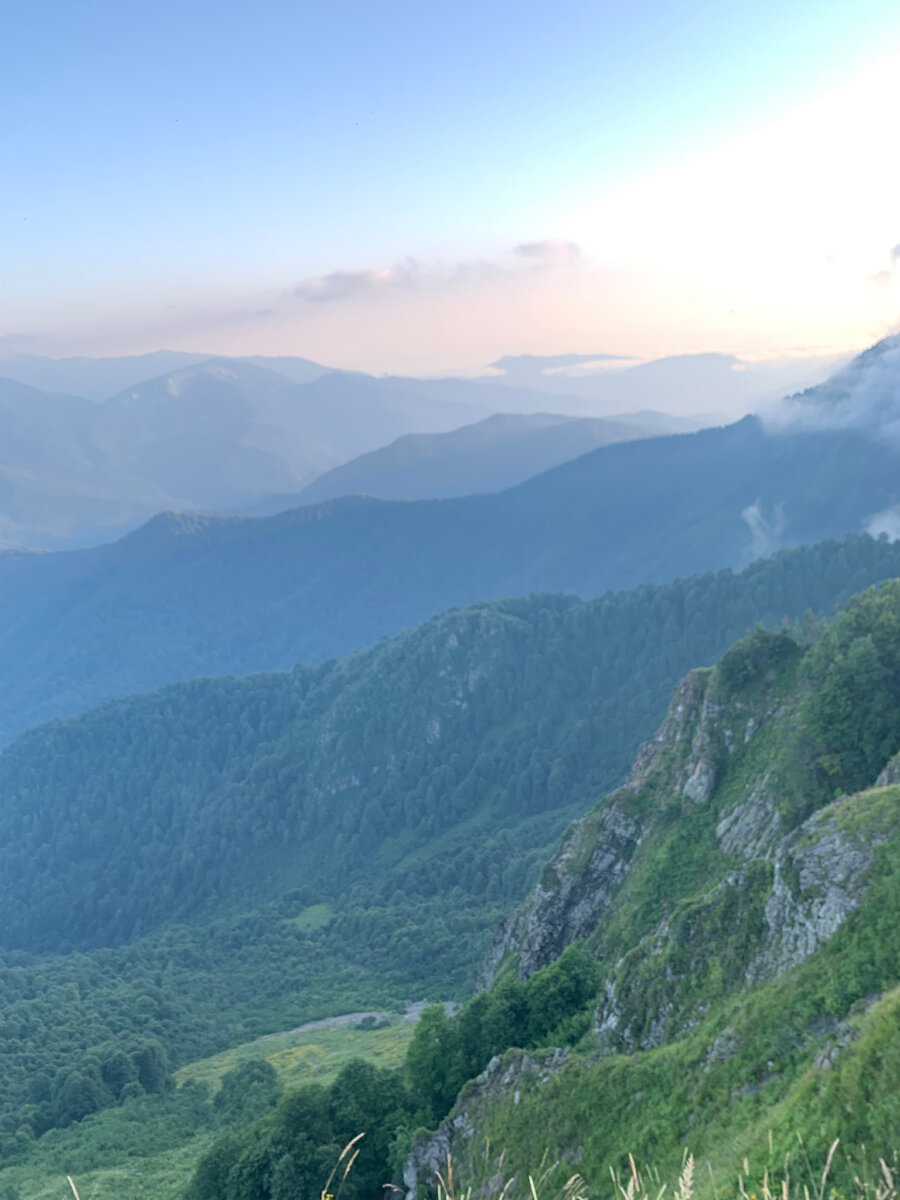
top-left (2, 0), bottom-right (900, 368)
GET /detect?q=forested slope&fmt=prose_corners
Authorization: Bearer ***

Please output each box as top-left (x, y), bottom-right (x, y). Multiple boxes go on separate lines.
top-left (188, 582), bottom-right (900, 1200)
top-left (1, 414), bottom-right (900, 742)
top-left (0, 533), bottom-right (894, 1153)
top-left (0, 533), bottom-right (896, 956)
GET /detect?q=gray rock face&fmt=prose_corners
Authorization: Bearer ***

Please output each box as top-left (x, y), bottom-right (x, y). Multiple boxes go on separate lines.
top-left (403, 1050), bottom-right (570, 1200)
top-left (715, 772), bottom-right (782, 859)
top-left (408, 632), bottom-right (900, 1199)
top-left (478, 671), bottom-right (718, 990)
top-left (477, 797), bottom-right (642, 988)
top-left (747, 817), bottom-right (875, 982)
top-left (626, 670), bottom-right (712, 792)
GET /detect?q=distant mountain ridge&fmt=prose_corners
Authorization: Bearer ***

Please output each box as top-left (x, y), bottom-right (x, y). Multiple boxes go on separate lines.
top-left (0, 360), bottom-right (555, 547)
top-left (488, 348), bottom-right (846, 415)
top-left (1, 397), bottom-right (900, 744)
top-left (0, 350), bottom-right (332, 402)
top-left (250, 410), bottom-right (699, 511)
top-left (0, 343), bottom-right (857, 548)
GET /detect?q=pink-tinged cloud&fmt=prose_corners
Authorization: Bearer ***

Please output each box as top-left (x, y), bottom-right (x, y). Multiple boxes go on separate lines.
top-left (291, 242), bottom-right (580, 304)
top-left (294, 260), bottom-right (419, 302)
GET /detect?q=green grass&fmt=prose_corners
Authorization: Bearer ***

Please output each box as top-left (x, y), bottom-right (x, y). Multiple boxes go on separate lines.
top-left (17, 1133), bottom-right (218, 1200)
top-left (0, 1015), bottom-right (416, 1200)
top-left (285, 902), bottom-right (336, 931)
top-left (176, 1014), bottom-right (415, 1094)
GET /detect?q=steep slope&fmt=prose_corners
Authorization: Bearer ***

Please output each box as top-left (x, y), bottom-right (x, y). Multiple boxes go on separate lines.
top-left (403, 584), bottom-right (900, 1196)
top-left (260, 412), bottom-right (667, 508)
top-left (1, 400), bottom-right (900, 740)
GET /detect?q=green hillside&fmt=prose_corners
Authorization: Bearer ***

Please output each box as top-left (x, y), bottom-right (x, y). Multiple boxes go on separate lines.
top-left (188, 582), bottom-right (900, 1200)
top-left (399, 584), bottom-right (900, 1198)
top-left (4, 533), bottom-right (899, 957)
top-left (1, 543), bottom-right (900, 1189)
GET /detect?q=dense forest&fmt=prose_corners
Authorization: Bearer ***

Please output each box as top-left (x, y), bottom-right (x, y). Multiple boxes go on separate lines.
top-left (0, 533), bottom-right (897, 955)
top-left (189, 584), bottom-right (900, 1200)
top-left (0, 533), bottom-right (898, 1163)
top-left (2, 415), bottom-right (900, 742)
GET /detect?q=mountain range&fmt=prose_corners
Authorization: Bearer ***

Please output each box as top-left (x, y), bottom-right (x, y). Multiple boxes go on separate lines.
top-left (2, 389), bottom-right (900, 743)
top-left (0, 360), bottom-right (510, 547)
top-left (488, 349), bottom-right (846, 415)
top-left (0, 335), bottom-right (898, 1199)
top-left (0, 357), bottom-right (691, 549)
top-left (0, 345), bottom-right (849, 548)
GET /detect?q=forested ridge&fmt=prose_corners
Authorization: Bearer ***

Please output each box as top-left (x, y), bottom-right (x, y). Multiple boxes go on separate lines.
top-left (0, 533), bottom-right (897, 1165)
top-left (2, 414), bottom-right (900, 743)
top-left (0, 533), bottom-right (897, 956)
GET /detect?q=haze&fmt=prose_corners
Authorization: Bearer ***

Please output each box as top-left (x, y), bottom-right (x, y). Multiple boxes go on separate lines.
top-left (3, 0), bottom-right (900, 374)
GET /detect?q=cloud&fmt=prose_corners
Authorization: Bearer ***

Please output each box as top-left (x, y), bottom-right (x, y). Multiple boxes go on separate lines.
top-left (294, 259), bottom-right (420, 303)
top-left (742, 500), bottom-right (786, 559)
top-left (764, 335), bottom-right (900, 443)
top-left (864, 504), bottom-right (900, 541)
top-left (892, 244), bottom-right (900, 264)
top-left (291, 241), bottom-right (579, 305)
top-left (513, 239), bottom-right (581, 266)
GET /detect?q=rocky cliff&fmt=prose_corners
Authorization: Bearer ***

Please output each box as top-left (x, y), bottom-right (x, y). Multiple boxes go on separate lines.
top-left (406, 587), bottom-right (900, 1197)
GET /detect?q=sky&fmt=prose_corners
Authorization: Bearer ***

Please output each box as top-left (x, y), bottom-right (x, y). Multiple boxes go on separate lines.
top-left (2, 0), bottom-right (900, 373)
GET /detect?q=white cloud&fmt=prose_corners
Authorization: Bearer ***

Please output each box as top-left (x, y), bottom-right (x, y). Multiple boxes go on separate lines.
top-left (764, 334), bottom-right (900, 441)
top-left (742, 501), bottom-right (786, 559)
top-left (865, 504), bottom-right (900, 541)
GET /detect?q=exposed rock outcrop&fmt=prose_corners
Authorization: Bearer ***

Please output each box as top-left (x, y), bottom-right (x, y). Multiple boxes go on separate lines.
top-left (747, 807), bottom-right (878, 982)
top-left (477, 796), bottom-right (643, 989)
top-left (403, 1049), bottom-right (571, 1200)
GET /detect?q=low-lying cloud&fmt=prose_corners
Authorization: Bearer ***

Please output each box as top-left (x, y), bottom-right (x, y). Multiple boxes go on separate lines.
top-left (864, 504), bottom-right (900, 541)
top-left (742, 500), bottom-right (786, 558)
top-left (763, 334), bottom-right (900, 442)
